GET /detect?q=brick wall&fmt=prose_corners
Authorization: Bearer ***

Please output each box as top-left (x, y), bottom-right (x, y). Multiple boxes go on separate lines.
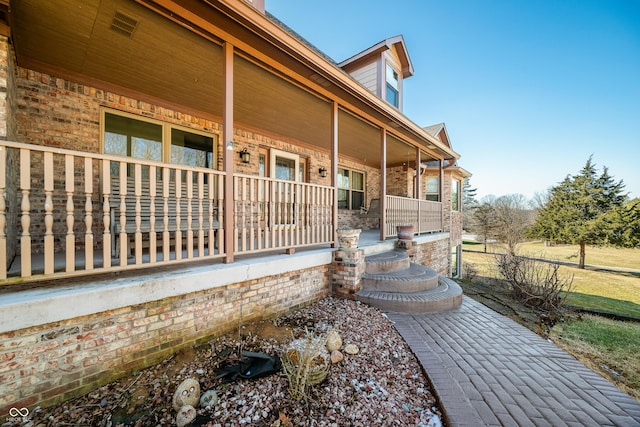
top-left (0, 264), bottom-right (329, 413)
top-left (414, 237), bottom-right (450, 276)
top-left (1, 36), bottom-right (19, 263)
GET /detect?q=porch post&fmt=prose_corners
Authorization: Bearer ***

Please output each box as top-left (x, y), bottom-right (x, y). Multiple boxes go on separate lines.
top-left (223, 42), bottom-right (235, 263)
top-left (379, 128), bottom-right (387, 241)
top-left (415, 146), bottom-right (421, 234)
top-left (331, 101), bottom-right (339, 247)
top-left (439, 159), bottom-right (444, 231)
top-left (415, 147), bottom-right (421, 200)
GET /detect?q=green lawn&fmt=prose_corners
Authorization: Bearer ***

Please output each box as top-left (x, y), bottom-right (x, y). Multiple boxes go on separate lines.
top-left (464, 240), bottom-right (640, 270)
top-left (551, 315), bottom-right (640, 400)
top-left (462, 249), bottom-right (640, 317)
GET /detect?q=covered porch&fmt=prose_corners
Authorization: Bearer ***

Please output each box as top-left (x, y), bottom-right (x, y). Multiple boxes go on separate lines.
top-left (1, 0), bottom-right (457, 285)
top-left (0, 140), bottom-right (444, 282)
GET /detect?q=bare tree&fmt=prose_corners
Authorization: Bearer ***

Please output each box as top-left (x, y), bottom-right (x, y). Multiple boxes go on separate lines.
top-left (493, 194), bottom-right (533, 255)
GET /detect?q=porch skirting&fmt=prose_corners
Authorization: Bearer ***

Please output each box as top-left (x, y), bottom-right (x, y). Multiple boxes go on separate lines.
top-left (0, 250), bottom-right (333, 413)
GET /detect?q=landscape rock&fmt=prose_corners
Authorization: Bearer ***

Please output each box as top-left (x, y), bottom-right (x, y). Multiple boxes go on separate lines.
top-left (344, 343), bottom-right (359, 355)
top-left (325, 329), bottom-right (342, 352)
top-left (330, 350), bottom-right (344, 364)
top-left (176, 405), bottom-right (196, 427)
top-left (199, 389), bottom-right (218, 408)
top-left (173, 378), bottom-right (201, 411)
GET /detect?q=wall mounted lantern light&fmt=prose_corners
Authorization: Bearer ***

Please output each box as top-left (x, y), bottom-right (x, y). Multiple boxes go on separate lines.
top-left (318, 167), bottom-right (328, 178)
top-left (240, 148), bottom-right (251, 164)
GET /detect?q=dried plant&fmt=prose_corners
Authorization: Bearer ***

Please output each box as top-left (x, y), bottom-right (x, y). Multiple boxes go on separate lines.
top-left (495, 253), bottom-right (574, 318)
top-left (281, 331), bottom-right (330, 401)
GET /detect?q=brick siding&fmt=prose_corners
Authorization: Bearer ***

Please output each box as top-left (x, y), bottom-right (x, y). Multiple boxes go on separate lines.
top-left (0, 265), bottom-right (329, 413)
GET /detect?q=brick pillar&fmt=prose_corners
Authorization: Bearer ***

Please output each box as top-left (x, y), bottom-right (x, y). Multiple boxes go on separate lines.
top-left (331, 248), bottom-right (365, 299)
top-left (395, 238), bottom-right (417, 262)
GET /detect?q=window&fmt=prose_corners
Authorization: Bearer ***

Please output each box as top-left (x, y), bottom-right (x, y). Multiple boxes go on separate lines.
top-left (270, 149), bottom-right (299, 182)
top-left (170, 128), bottom-right (214, 168)
top-left (426, 177), bottom-right (439, 201)
top-left (338, 167), bottom-right (365, 210)
top-left (385, 63), bottom-right (399, 108)
top-left (451, 179), bottom-right (460, 211)
top-left (103, 109), bottom-right (215, 169)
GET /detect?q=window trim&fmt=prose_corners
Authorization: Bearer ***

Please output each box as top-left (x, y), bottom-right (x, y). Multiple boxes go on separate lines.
top-left (269, 148), bottom-right (300, 182)
top-left (385, 62), bottom-right (400, 108)
top-left (337, 166), bottom-right (365, 210)
top-left (100, 108), bottom-right (217, 168)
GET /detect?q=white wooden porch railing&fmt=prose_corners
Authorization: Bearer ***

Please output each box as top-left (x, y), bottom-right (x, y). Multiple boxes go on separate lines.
top-left (0, 141), bottom-right (335, 283)
top-left (385, 195), bottom-right (442, 237)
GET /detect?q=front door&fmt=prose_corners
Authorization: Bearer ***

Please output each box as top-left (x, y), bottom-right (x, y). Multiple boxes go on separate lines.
top-left (270, 149), bottom-right (299, 227)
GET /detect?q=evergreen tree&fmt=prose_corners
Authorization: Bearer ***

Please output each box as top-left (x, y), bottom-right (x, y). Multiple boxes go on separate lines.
top-left (462, 177), bottom-right (478, 230)
top-left (527, 157), bottom-right (627, 268)
top-left (598, 198), bottom-right (640, 248)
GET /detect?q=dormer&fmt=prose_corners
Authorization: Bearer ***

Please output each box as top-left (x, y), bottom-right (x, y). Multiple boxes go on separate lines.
top-left (339, 35), bottom-right (414, 111)
top-left (423, 123), bottom-right (452, 149)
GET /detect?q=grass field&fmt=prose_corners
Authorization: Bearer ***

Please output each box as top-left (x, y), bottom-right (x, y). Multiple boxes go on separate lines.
top-left (551, 315), bottom-right (640, 400)
top-left (463, 242), bottom-right (640, 315)
top-left (464, 240), bottom-right (640, 270)
top-left (462, 242), bottom-right (640, 400)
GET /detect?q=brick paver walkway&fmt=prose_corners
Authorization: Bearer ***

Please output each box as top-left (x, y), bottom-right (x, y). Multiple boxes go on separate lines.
top-left (388, 297), bottom-right (640, 426)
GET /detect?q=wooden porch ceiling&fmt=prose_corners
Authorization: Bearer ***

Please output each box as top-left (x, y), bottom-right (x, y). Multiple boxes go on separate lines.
top-left (9, 0), bottom-right (439, 168)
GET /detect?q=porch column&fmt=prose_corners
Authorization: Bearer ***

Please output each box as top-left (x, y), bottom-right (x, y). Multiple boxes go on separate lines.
top-left (331, 101), bottom-right (339, 247)
top-left (439, 159), bottom-right (444, 232)
top-left (415, 146), bottom-right (421, 234)
top-left (415, 146), bottom-right (421, 199)
top-left (379, 128), bottom-right (387, 241)
top-left (223, 42), bottom-right (235, 263)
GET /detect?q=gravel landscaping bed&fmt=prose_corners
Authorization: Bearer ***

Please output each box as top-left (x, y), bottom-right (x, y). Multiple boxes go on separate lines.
top-left (6, 297), bottom-right (443, 427)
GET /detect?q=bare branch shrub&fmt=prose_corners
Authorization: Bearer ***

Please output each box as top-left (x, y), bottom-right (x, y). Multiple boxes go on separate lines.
top-left (281, 331), bottom-right (330, 401)
top-left (495, 253), bottom-right (574, 318)
top-left (463, 262), bottom-right (478, 282)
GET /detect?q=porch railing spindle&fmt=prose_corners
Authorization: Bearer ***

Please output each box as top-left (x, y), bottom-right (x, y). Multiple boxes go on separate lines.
top-left (84, 157), bottom-right (94, 270)
top-left (149, 166), bottom-right (157, 263)
top-left (134, 164), bottom-right (142, 265)
top-left (175, 170), bottom-right (182, 260)
top-left (19, 149), bottom-right (31, 277)
top-left (162, 168), bottom-right (170, 261)
top-left (186, 170), bottom-right (193, 259)
top-left (43, 152), bottom-right (54, 274)
top-left (101, 159), bottom-right (110, 269)
top-left (119, 163), bottom-right (128, 266)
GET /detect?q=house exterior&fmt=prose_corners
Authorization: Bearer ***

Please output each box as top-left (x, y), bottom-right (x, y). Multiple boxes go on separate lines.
top-left (0, 0), bottom-right (470, 413)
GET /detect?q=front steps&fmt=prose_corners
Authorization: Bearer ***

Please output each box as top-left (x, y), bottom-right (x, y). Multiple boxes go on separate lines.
top-left (356, 251), bottom-right (462, 313)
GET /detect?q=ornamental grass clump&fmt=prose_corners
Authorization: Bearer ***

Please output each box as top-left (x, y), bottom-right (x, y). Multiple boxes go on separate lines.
top-left (282, 331), bottom-right (330, 401)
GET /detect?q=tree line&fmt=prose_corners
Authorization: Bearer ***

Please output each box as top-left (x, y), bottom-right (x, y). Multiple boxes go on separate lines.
top-left (464, 157), bottom-right (640, 269)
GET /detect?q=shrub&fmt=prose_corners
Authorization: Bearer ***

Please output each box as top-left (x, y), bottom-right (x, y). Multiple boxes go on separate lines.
top-left (495, 253), bottom-right (574, 318)
top-left (462, 262), bottom-right (478, 282)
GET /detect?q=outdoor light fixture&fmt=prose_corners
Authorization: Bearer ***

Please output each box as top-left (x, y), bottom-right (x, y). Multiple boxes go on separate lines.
top-left (319, 167), bottom-right (328, 178)
top-left (240, 148), bottom-right (251, 164)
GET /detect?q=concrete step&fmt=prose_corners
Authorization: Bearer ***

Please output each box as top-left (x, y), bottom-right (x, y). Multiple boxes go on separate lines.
top-left (365, 251), bottom-right (409, 274)
top-left (356, 277), bottom-right (463, 313)
top-left (361, 262), bottom-right (439, 293)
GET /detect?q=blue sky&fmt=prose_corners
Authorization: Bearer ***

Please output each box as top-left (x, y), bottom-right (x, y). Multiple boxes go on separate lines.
top-left (267, 0), bottom-right (640, 201)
